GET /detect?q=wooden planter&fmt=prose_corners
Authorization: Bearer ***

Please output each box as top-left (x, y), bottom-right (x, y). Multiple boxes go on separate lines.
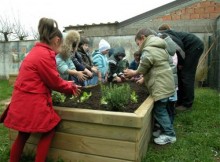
top-left (6, 73), bottom-right (154, 162)
top-left (8, 74), bottom-right (18, 85)
top-left (7, 96), bottom-right (154, 162)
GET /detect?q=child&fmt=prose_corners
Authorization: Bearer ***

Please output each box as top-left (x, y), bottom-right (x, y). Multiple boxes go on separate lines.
top-left (124, 28), bottom-right (176, 145)
top-left (129, 50), bottom-right (141, 70)
top-left (108, 47), bottom-right (128, 82)
top-left (92, 39), bottom-right (111, 83)
top-left (56, 30), bottom-right (88, 85)
top-left (3, 17), bottom-right (81, 162)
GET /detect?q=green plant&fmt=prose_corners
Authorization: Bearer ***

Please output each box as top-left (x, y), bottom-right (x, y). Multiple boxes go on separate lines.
top-left (51, 91), bottom-right (66, 103)
top-left (101, 83), bottom-right (131, 111)
top-left (130, 91), bottom-right (138, 103)
top-left (80, 92), bottom-right (92, 102)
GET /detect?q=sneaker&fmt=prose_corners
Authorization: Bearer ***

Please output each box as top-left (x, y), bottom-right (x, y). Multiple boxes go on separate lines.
top-left (152, 129), bottom-right (162, 138)
top-left (154, 134), bottom-right (176, 145)
top-left (176, 105), bottom-right (191, 111)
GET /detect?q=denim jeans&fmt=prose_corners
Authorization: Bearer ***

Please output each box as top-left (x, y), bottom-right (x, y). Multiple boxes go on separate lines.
top-left (153, 98), bottom-right (176, 137)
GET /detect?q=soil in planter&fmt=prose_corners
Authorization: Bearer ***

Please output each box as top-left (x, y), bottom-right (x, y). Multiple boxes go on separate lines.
top-left (54, 81), bottom-right (149, 113)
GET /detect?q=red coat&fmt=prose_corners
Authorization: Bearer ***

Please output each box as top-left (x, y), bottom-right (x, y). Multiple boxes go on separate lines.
top-left (4, 42), bottom-right (77, 133)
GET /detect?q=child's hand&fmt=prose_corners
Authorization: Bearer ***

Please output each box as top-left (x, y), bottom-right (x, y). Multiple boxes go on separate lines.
top-left (136, 77), bottom-right (144, 85)
top-left (75, 85), bottom-right (82, 96)
top-left (77, 71), bottom-right (87, 81)
top-left (124, 69), bottom-right (136, 78)
top-left (91, 66), bottom-right (98, 73)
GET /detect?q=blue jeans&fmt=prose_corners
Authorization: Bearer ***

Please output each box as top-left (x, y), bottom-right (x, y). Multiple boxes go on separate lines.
top-left (153, 98), bottom-right (176, 137)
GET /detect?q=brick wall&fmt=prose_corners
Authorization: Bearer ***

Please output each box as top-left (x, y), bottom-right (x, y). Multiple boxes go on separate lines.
top-left (157, 0), bottom-right (220, 21)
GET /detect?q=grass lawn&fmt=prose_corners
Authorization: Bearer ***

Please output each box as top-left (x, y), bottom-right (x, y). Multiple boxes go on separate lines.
top-left (0, 80), bottom-right (219, 162)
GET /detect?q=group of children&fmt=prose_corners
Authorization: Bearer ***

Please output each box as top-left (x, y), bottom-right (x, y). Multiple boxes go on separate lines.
top-left (1, 16), bottom-right (204, 161)
top-left (55, 30), bottom-right (141, 87)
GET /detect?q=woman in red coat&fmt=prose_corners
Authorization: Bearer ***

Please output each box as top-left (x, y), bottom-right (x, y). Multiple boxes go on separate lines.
top-left (3, 17), bottom-right (81, 162)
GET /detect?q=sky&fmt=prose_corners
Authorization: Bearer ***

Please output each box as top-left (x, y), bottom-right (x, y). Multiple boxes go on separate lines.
top-left (0, 0), bottom-right (175, 32)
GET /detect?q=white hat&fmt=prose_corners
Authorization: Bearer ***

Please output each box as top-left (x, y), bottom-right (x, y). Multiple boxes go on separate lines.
top-left (99, 39), bottom-right (110, 52)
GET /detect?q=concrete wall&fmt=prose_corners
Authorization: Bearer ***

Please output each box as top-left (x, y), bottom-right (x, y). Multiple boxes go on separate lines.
top-left (0, 40), bottom-right (35, 79)
top-left (0, 32), bottom-right (209, 80)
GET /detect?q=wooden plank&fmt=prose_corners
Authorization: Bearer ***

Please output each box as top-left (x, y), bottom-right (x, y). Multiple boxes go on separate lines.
top-left (21, 143), bottom-right (133, 162)
top-left (10, 131), bottom-right (137, 160)
top-left (57, 120), bottom-right (140, 142)
top-left (4, 97), bottom-right (152, 128)
top-left (134, 96), bottom-right (154, 116)
top-left (137, 118), bottom-right (152, 162)
top-left (8, 74), bottom-right (17, 85)
top-left (55, 106), bottom-right (144, 128)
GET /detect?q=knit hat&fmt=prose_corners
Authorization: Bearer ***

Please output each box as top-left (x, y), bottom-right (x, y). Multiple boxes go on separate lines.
top-left (99, 39), bottom-right (110, 52)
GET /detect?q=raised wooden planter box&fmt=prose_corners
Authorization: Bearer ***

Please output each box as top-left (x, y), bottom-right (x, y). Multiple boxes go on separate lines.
top-left (8, 73), bottom-right (18, 85)
top-left (6, 73), bottom-right (154, 162)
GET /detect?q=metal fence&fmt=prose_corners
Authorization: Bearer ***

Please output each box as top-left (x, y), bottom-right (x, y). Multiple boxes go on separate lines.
top-left (207, 16), bottom-right (220, 92)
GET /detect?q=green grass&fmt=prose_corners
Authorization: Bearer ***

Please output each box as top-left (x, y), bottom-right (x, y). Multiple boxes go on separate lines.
top-left (0, 80), bottom-right (13, 101)
top-left (0, 80), bottom-right (12, 162)
top-left (143, 88), bottom-right (220, 162)
top-left (0, 80), bottom-right (219, 162)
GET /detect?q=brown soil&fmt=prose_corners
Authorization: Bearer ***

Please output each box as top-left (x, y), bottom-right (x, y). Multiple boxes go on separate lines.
top-left (54, 81), bottom-right (149, 113)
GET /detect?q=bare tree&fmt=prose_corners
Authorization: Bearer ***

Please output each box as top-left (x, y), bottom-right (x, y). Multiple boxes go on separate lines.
top-left (30, 26), bottom-right (39, 40)
top-left (13, 16), bottom-right (29, 40)
top-left (0, 15), bottom-right (14, 42)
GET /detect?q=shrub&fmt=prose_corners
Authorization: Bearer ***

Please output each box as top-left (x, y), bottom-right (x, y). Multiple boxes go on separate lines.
top-left (101, 83), bottom-right (132, 111)
top-left (51, 91), bottom-right (66, 103)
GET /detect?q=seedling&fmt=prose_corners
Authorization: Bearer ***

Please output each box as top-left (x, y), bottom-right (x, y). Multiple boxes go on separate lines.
top-left (130, 91), bottom-right (138, 103)
top-left (80, 92), bottom-right (92, 103)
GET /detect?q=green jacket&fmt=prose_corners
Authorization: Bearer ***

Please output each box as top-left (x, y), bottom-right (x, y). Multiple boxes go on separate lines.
top-left (137, 35), bottom-right (175, 101)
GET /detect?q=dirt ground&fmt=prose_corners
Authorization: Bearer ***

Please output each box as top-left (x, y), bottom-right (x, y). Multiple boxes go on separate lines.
top-left (54, 81), bottom-right (149, 113)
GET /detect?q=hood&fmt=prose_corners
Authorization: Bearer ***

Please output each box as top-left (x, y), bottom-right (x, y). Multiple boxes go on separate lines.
top-left (59, 30), bottom-right (80, 59)
top-left (113, 47), bottom-right (125, 57)
top-left (140, 35), bottom-right (166, 51)
top-left (92, 49), bottom-right (101, 57)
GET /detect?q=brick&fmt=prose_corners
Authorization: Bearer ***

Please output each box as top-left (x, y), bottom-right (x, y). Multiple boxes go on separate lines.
top-left (175, 10), bottom-right (182, 15)
top-left (195, 7), bottom-right (205, 14)
top-left (200, 1), bottom-right (211, 7)
top-left (181, 8), bottom-right (186, 14)
top-left (162, 15), bottom-right (172, 21)
top-left (186, 8), bottom-right (194, 14)
top-left (215, 5), bottom-right (220, 13)
top-left (180, 14), bottom-right (191, 20)
top-left (199, 13), bottom-right (210, 19)
top-left (190, 14), bottom-right (200, 19)
top-left (205, 6), bottom-right (215, 13)
top-left (190, 2), bottom-right (201, 8)
top-left (171, 14), bottom-right (181, 20)
top-left (210, 1), bottom-right (217, 6)
top-left (210, 13), bottom-right (220, 19)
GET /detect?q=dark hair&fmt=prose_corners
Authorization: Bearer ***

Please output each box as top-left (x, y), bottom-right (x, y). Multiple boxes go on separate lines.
top-left (78, 36), bottom-right (89, 47)
top-left (135, 28), bottom-right (153, 41)
top-left (158, 24), bottom-right (171, 31)
top-left (134, 51), bottom-right (141, 56)
top-left (38, 17), bottom-right (62, 44)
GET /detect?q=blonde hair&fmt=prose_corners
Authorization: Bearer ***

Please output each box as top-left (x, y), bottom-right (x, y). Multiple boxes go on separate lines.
top-left (60, 30), bottom-right (80, 59)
